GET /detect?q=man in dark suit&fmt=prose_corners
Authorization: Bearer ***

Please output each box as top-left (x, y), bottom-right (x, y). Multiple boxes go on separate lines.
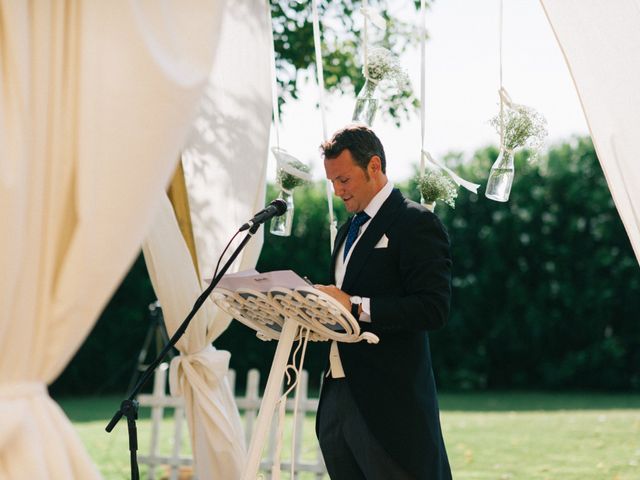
top-left (315, 125), bottom-right (452, 480)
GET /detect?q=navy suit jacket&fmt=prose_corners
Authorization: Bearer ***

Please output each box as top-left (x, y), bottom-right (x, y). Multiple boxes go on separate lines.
top-left (318, 188), bottom-right (452, 479)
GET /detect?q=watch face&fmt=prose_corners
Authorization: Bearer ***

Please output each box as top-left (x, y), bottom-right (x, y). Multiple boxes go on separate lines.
top-left (350, 296), bottom-right (362, 304)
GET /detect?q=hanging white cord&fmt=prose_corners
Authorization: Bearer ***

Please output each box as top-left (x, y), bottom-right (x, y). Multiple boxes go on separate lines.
top-left (311, 0), bottom-right (338, 252)
top-left (362, 0), bottom-right (369, 79)
top-left (360, 6), bottom-right (386, 82)
top-left (289, 328), bottom-right (310, 479)
top-left (311, 0), bottom-right (328, 141)
top-left (419, 1), bottom-right (480, 194)
top-left (271, 327), bottom-right (311, 479)
top-left (499, 0), bottom-right (505, 149)
top-left (267, 0), bottom-right (281, 149)
top-left (419, 0), bottom-right (427, 177)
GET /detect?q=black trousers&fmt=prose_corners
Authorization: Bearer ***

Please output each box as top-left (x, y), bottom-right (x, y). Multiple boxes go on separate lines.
top-left (317, 378), bottom-right (414, 480)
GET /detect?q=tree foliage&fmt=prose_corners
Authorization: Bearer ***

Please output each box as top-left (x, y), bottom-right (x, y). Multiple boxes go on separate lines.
top-left (271, 0), bottom-right (426, 124)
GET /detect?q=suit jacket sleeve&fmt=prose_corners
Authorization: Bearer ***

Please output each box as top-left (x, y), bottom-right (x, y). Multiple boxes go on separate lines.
top-left (369, 210), bottom-right (452, 332)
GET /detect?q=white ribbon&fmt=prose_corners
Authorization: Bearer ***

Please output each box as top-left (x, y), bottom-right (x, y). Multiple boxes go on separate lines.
top-left (362, 0), bottom-right (369, 82)
top-left (311, 0), bottom-right (327, 142)
top-left (311, 0), bottom-right (337, 253)
top-left (416, 1), bottom-right (480, 197)
top-left (361, 7), bottom-right (386, 30)
top-left (266, 0), bottom-right (281, 150)
top-left (497, 0), bottom-right (511, 149)
top-left (417, 0), bottom-right (479, 196)
top-left (499, 86), bottom-right (516, 109)
top-left (419, 0), bottom-right (427, 176)
top-left (422, 150), bottom-right (481, 194)
top-left (360, 4), bottom-right (385, 83)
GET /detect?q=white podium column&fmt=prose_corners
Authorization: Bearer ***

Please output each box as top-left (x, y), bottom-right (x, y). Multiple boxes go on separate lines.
top-left (242, 318), bottom-right (299, 480)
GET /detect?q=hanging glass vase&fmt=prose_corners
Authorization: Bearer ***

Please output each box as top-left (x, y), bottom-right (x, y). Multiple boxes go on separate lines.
top-left (485, 149), bottom-right (515, 202)
top-left (269, 189), bottom-right (294, 237)
top-left (421, 200), bottom-right (436, 212)
top-left (352, 79), bottom-right (379, 126)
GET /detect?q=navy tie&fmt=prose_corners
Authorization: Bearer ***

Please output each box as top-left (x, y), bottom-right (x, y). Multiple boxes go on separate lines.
top-left (343, 211), bottom-right (371, 260)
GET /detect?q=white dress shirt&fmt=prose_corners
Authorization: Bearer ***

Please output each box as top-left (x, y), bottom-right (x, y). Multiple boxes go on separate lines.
top-left (329, 181), bottom-right (394, 378)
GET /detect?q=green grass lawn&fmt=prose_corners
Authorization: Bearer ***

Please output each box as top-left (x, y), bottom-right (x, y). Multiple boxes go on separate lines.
top-left (57, 392), bottom-right (640, 480)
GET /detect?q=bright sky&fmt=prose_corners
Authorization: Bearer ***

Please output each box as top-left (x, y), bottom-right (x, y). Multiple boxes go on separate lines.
top-left (268, 0), bottom-right (589, 183)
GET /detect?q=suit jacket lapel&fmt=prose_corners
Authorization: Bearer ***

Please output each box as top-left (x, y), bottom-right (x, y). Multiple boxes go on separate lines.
top-left (341, 189), bottom-right (404, 293)
top-left (330, 219), bottom-right (351, 284)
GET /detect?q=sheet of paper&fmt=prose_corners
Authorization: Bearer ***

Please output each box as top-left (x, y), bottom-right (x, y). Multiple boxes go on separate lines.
top-left (217, 269), bottom-right (312, 293)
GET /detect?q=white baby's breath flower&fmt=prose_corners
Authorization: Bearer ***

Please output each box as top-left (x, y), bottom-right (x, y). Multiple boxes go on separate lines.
top-left (365, 47), bottom-right (409, 89)
top-left (416, 170), bottom-right (458, 208)
top-left (277, 158), bottom-right (310, 191)
top-left (490, 104), bottom-right (548, 160)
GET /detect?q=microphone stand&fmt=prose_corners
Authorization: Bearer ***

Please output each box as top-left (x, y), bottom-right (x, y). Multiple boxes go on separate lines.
top-left (105, 223), bottom-right (261, 480)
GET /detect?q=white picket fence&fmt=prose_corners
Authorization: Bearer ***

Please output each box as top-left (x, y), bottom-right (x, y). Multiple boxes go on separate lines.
top-left (137, 363), bottom-right (327, 479)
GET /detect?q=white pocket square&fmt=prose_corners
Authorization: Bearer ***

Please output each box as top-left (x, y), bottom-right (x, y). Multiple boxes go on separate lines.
top-left (374, 234), bottom-right (389, 249)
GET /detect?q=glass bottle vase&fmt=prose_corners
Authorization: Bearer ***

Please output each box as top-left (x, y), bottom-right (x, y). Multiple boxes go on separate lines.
top-left (352, 79), bottom-right (379, 126)
top-left (269, 189), bottom-right (294, 237)
top-left (421, 200), bottom-right (436, 212)
top-left (485, 149), bottom-right (515, 202)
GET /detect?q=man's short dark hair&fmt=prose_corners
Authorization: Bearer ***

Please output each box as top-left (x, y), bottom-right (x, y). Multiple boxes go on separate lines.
top-left (320, 124), bottom-right (386, 174)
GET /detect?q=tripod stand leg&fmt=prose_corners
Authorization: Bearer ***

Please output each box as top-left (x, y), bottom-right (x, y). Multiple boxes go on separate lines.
top-left (242, 318), bottom-right (299, 480)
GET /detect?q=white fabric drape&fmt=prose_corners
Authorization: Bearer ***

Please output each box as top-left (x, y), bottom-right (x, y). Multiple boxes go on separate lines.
top-left (143, 196), bottom-right (248, 480)
top-left (0, 1), bottom-right (222, 478)
top-left (540, 0), bottom-right (640, 263)
top-left (142, 0), bottom-right (271, 478)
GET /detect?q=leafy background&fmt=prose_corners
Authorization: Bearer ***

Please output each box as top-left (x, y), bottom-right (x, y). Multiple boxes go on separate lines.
top-left (51, 137), bottom-right (640, 396)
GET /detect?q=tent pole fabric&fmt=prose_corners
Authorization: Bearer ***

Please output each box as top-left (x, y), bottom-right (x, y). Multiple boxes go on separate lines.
top-left (0, 1), bottom-right (222, 477)
top-left (540, 0), bottom-right (640, 263)
top-left (143, 0), bottom-right (273, 477)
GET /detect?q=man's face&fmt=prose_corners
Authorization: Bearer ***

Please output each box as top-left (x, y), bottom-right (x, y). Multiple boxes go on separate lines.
top-left (324, 149), bottom-right (379, 213)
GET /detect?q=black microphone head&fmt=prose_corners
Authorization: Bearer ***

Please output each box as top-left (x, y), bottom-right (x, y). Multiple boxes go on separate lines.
top-left (271, 198), bottom-right (288, 215)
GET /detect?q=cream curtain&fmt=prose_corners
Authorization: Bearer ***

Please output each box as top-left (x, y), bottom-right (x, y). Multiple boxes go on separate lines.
top-left (143, 195), bottom-right (248, 480)
top-left (0, 1), bottom-right (222, 478)
top-left (142, 0), bottom-right (271, 478)
top-left (540, 0), bottom-right (640, 263)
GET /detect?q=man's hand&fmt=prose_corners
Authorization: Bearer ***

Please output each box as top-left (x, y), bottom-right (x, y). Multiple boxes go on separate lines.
top-left (315, 284), bottom-right (351, 311)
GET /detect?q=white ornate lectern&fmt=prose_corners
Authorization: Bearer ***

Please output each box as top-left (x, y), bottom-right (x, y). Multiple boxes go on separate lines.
top-left (213, 283), bottom-right (379, 480)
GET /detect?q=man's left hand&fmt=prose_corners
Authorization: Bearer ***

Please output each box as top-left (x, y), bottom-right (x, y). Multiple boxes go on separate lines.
top-left (314, 284), bottom-right (351, 311)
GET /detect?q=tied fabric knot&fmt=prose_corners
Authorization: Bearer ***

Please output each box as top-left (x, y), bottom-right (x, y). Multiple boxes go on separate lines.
top-left (169, 345), bottom-right (230, 397)
top-left (343, 211), bottom-right (370, 260)
top-left (168, 345), bottom-right (243, 457)
top-left (0, 381), bottom-right (46, 399)
top-left (0, 382), bottom-right (48, 451)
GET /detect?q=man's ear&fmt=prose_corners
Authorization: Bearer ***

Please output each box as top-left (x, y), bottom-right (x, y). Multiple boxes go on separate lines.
top-left (368, 155), bottom-right (381, 174)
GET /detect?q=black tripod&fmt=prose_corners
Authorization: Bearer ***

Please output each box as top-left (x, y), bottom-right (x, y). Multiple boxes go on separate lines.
top-left (105, 223), bottom-right (261, 480)
top-left (127, 301), bottom-right (173, 395)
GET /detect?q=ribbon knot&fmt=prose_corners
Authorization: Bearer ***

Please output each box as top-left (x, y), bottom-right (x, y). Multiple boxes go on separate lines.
top-left (169, 345), bottom-right (230, 396)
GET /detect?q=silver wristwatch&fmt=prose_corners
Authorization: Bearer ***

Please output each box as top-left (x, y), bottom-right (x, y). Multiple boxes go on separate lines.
top-left (349, 296), bottom-right (363, 318)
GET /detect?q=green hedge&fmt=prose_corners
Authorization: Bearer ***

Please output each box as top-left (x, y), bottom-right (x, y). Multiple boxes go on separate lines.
top-left (52, 137), bottom-right (640, 396)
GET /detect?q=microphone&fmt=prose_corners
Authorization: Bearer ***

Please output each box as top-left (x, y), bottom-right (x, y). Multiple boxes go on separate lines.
top-left (240, 198), bottom-right (288, 232)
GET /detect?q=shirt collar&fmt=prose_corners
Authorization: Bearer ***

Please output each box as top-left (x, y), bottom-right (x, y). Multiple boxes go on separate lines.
top-left (363, 181), bottom-right (394, 220)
